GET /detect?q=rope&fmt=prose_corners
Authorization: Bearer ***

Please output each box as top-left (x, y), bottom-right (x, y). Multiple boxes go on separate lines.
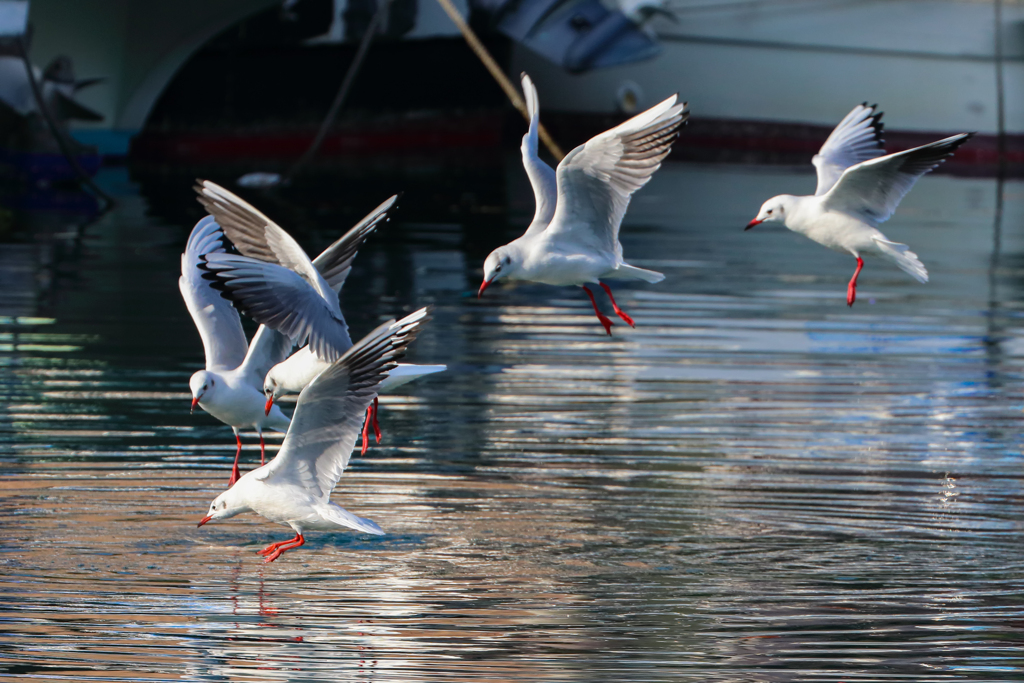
top-left (433, 0), bottom-right (564, 160)
top-left (285, 0), bottom-right (392, 181)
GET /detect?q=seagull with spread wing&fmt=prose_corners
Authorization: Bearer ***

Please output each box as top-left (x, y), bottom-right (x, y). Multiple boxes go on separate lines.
top-left (477, 73), bottom-right (688, 335)
top-left (196, 180), bottom-right (444, 452)
top-left (745, 103), bottom-right (973, 306)
top-left (183, 188), bottom-right (400, 483)
top-left (180, 216), bottom-right (294, 486)
top-left (197, 311), bottom-right (427, 563)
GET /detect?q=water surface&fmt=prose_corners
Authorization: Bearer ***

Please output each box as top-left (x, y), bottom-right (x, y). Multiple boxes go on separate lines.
top-left (1, 163), bottom-right (1023, 681)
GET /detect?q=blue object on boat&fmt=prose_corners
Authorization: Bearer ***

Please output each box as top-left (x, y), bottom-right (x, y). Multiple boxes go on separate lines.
top-left (0, 146), bottom-right (101, 183)
top-left (473, 0), bottom-right (660, 73)
top-left (0, 1), bottom-right (28, 39)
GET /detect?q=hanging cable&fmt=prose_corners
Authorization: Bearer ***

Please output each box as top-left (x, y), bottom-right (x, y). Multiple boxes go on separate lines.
top-left (991, 0), bottom-right (1005, 285)
top-left (993, 0), bottom-right (1006, 180)
top-left (434, 0), bottom-right (564, 160)
top-left (985, 0), bottom-right (1005, 369)
top-left (284, 0), bottom-right (392, 183)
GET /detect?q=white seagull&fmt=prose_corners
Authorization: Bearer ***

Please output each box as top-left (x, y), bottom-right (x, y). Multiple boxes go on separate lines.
top-left (180, 216), bottom-right (294, 486)
top-left (477, 73), bottom-right (687, 335)
top-left (745, 103), bottom-right (973, 306)
top-left (197, 310), bottom-right (428, 563)
top-left (196, 180), bottom-right (444, 452)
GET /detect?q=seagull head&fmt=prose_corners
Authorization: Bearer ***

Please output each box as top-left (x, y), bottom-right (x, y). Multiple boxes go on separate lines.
top-left (479, 246), bottom-right (518, 297)
top-left (198, 487), bottom-right (249, 527)
top-left (263, 372), bottom-right (284, 415)
top-left (189, 371), bottom-right (215, 414)
top-left (746, 195), bottom-right (794, 230)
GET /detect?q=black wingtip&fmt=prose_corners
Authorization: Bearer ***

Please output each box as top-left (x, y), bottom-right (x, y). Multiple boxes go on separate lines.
top-left (944, 132), bottom-right (974, 148)
top-left (948, 132), bottom-right (975, 153)
top-left (197, 255), bottom-right (242, 304)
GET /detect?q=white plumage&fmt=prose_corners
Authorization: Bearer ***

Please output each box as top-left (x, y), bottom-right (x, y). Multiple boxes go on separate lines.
top-left (196, 181), bottom-right (444, 451)
top-left (746, 103), bottom-right (972, 306)
top-left (180, 216), bottom-right (293, 486)
top-left (479, 73), bottom-right (687, 335)
top-left (197, 312), bottom-right (428, 563)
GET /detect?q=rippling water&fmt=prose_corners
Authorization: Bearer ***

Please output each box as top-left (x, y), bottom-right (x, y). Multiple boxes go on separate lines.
top-left (1, 163), bottom-right (1023, 681)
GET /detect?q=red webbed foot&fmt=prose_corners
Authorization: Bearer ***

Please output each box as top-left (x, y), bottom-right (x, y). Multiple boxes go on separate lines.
top-left (370, 397), bottom-right (381, 443)
top-left (599, 282), bottom-right (635, 327)
top-left (582, 285), bottom-right (614, 336)
top-left (847, 256), bottom-right (864, 308)
top-left (228, 433), bottom-right (242, 486)
top-left (262, 534), bottom-right (304, 563)
top-left (361, 406), bottom-right (372, 456)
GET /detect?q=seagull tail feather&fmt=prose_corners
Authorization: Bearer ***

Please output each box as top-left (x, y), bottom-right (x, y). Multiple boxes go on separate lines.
top-left (317, 502), bottom-right (385, 535)
top-left (872, 236), bottom-right (929, 283)
top-left (610, 263), bottom-right (665, 284)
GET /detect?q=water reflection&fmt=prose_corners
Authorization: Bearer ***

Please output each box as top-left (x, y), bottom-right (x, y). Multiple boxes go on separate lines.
top-left (0, 162), bottom-right (1022, 681)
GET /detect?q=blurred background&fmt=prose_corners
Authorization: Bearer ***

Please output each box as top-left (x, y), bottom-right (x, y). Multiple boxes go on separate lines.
top-left (0, 0), bottom-right (1019, 304)
top-left (2, 1), bottom-right (1024, 681)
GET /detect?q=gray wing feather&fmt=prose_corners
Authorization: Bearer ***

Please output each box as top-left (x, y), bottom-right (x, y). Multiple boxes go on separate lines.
top-left (261, 308), bottom-right (430, 501)
top-left (546, 95), bottom-right (687, 256)
top-left (812, 103), bottom-right (886, 196)
top-left (312, 195), bottom-right (397, 292)
top-left (821, 133), bottom-right (973, 224)
top-left (201, 252), bottom-right (354, 362)
top-left (195, 180), bottom-right (341, 316)
top-left (178, 216), bottom-right (248, 372)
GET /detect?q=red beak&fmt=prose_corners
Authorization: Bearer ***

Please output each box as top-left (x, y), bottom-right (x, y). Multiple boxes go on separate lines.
top-left (745, 218), bottom-right (762, 231)
top-left (197, 515), bottom-right (212, 527)
top-left (190, 397), bottom-right (199, 414)
top-left (477, 278), bottom-right (492, 298)
top-left (265, 396), bottom-right (274, 416)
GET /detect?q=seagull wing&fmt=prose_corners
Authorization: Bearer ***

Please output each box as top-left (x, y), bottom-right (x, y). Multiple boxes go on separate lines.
top-left (545, 95), bottom-right (687, 256)
top-left (201, 252), bottom-right (354, 362)
top-left (520, 73), bottom-right (557, 236)
top-left (178, 216), bottom-right (248, 372)
top-left (259, 309), bottom-right (429, 501)
top-left (812, 103), bottom-right (886, 196)
top-left (312, 195), bottom-right (397, 293)
top-left (821, 133), bottom-right (974, 224)
top-left (195, 179), bottom-right (341, 316)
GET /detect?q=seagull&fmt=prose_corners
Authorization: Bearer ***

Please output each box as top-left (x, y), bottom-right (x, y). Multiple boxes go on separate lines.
top-left (197, 310), bottom-right (428, 563)
top-left (196, 180), bottom-right (444, 451)
top-left (477, 73), bottom-right (687, 335)
top-left (180, 216), bottom-right (294, 486)
top-left (745, 103), bottom-right (973, 306)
